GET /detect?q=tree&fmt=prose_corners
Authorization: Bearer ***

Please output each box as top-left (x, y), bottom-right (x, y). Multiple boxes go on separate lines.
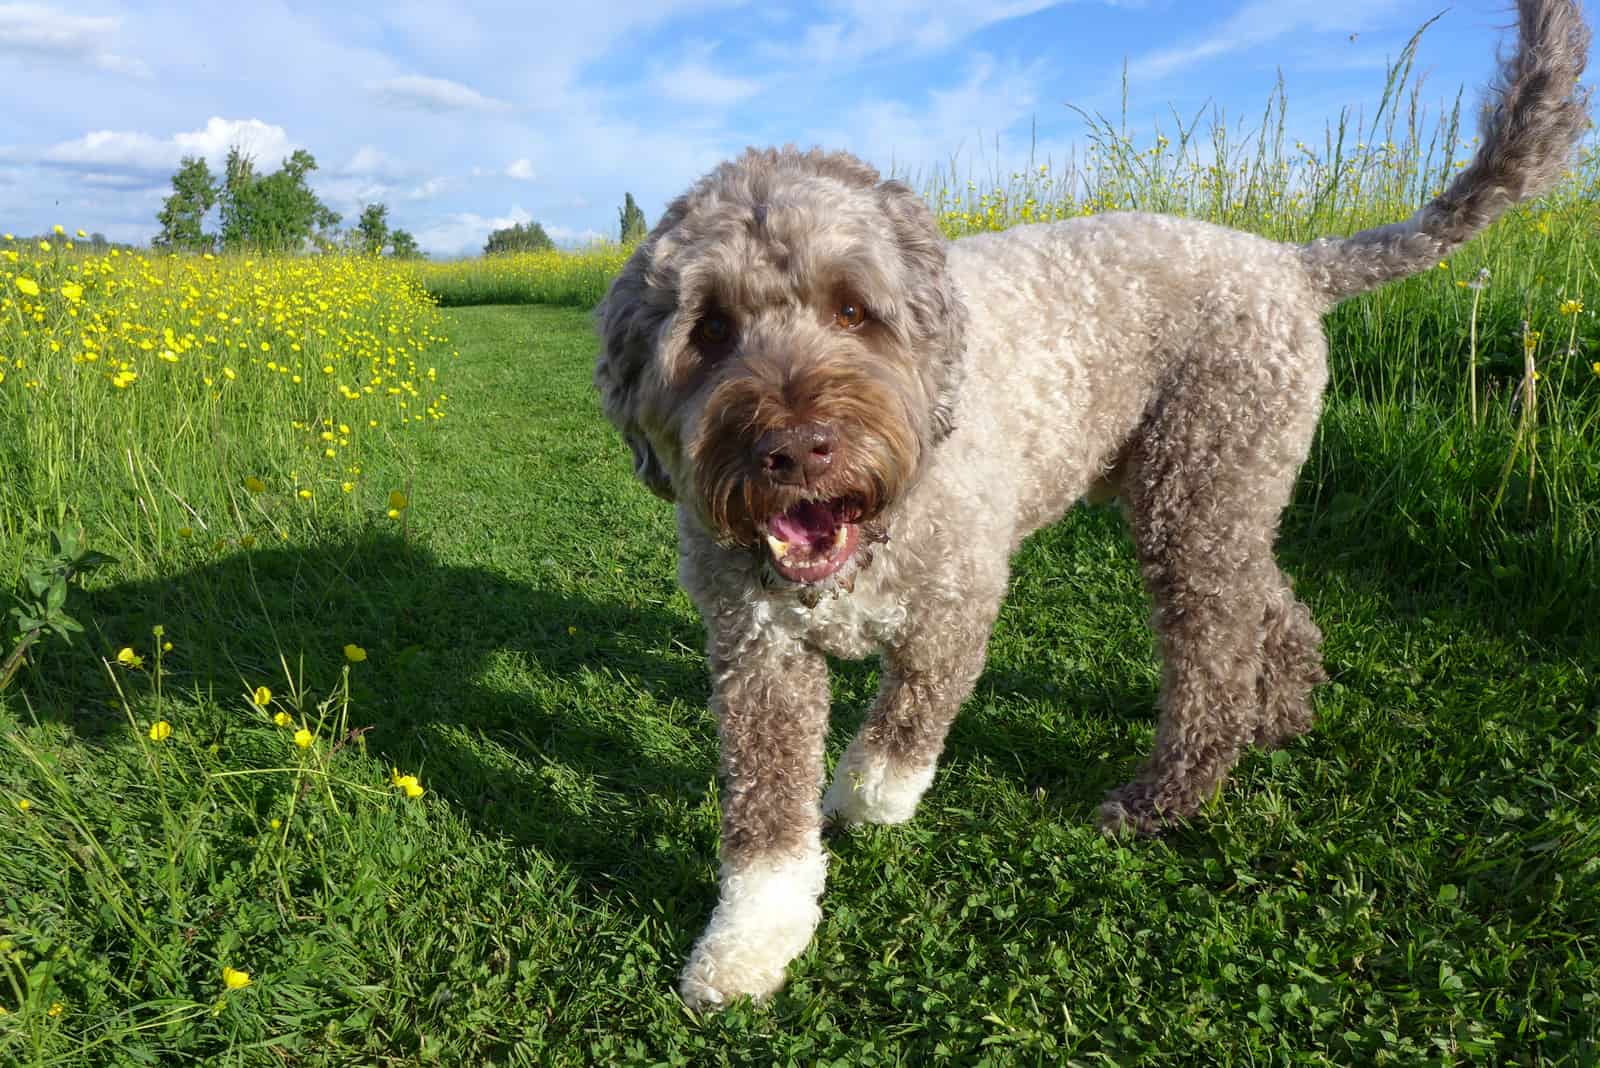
top-left (356, 203), bottom-right (390, 255)
top-left (212, 147), bottom-right (341, 253)
top-left (483, 220), bottom-right (554, 255)
top-left (619, 192), bottom-right (648, 243)
top-left (388, 229), bottom-right (421, 258)
top-left (154, 156), bottom-right (219, 251)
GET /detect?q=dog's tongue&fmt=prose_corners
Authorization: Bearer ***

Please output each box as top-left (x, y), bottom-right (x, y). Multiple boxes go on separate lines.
top-left (768, 500), bottom-right (838, 552)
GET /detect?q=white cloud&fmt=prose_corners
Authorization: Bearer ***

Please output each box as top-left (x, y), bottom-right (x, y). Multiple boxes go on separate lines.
top-left (505, 157), bottom-right (536, 181)
top-left (805, 54), bottom-right (1047, 174)
top-left (343, 145), bottom-right (398, 175)
top-left (414, 205), bottom-right (532, 257)
top-left (405, 177), bottom-right (450, 200)
top-left (545, 223), bottom-right (606, 246)
top-left (1128, 0), bottom-right (1408, 83)
top-left (368, 75), bottom-right (507, 113)
top-left (34, 117), bottom-right (295, 180)
top-left (656, 49), bottom-right (763, 107)
top-left (0, 3), bottom-right (149, 77)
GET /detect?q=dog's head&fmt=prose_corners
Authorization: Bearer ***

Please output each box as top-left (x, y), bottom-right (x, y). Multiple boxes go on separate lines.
top-left (594, 146), bottom-right (967, 587)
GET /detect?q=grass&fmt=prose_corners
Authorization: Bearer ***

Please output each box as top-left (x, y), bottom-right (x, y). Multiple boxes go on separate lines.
top-left (1, 302), bottom-right (1596, 1064)
top-left (2, 32), bottom-right (1598, 1061)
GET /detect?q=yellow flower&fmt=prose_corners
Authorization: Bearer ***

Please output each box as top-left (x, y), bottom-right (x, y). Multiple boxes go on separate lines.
top-left (273, 710), bottom-right (292, 727)
top-left (269, 818), bottom-right (281, 829)
top-left (116, 646), bottom-right (144, 669)
top-left (341, 481), bottom-right (355, 493)
top-left (48, 1001), bottom-right (63, 1017)
top-left (52, 224), bottom-right (64, 236)
top-left (75, 229), bottom-right (86, 238)
top-left (244, 477), bottom-right (266, 493)
top-left (14, 276), bottom-right (40, 296)
top-left (293, 727), bottom-right (313, 749)
top-left (222, 967), bottom-right (252, 990)
top-left (298, 489), bottom-right (313, 500)
top-left (1560, 298), bottom-right (1584, 316)
top-left (60, 283), bottom-right (83, 301)
top-left (16, 798), bottom-right (30, 812)
top-left (343, 644), bottom-right (367, 662)
top-left (148, 720), bottom-right (173, 742)
top-left (386, 508), bottom-right (401, 520)
top-left (252, 685), bottom-right (272, 708)
top-left (390, 768), bottom-right (425, 799)
top-left (388, 490), bottom-right (408, 510)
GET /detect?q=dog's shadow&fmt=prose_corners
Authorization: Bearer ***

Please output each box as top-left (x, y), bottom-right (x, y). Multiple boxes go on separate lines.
top-left (25, 529), bottom-right (724, 897)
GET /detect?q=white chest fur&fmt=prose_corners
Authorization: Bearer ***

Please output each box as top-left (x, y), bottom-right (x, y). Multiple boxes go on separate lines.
top-left (757, 579), bottom-right (909, 660)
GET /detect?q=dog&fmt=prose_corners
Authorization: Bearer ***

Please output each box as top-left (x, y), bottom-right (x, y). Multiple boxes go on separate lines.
top-left (593, 0), bottom-right (1590, 1009)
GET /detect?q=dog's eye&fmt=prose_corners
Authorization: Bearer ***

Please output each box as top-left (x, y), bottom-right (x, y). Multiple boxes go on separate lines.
top-left (834, 301), bottom-right (867, 330)
top-left (693, 311), bottom-right (735, 352)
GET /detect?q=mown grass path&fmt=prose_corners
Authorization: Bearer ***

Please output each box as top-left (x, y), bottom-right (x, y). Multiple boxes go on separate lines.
top-left (3, 303), bottom-right (1597, 1065)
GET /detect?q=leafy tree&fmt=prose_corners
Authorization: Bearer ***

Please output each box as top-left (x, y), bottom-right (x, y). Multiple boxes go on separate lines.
top-left (213, 147), bottom-right (341, 253)
top-left (388, 229), bottom-right (421, 258)
top-left (356, 203), bottom-right (390, 255)
top-left (618, 192), bottom-right (648, 243)
top-left (483, 221), bottom-right (554, 255)
top-left (154, 156), bottom-right (219, 251)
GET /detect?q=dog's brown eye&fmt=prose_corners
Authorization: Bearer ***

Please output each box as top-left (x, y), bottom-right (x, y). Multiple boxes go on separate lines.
top-left (694, 311), bottom-right (734, 351)
top-left (834, 301), bottom-right (866, 330)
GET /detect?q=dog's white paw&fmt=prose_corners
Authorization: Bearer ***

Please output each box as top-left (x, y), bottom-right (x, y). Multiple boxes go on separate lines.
top-left (823, 739), bottom-right (937, 827)
top-left (678, 852), bottom-right (825, 1011)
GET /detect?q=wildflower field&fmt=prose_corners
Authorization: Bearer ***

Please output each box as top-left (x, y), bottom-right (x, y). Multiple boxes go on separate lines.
top-left (2, 54), bottom-right (1599, 1064)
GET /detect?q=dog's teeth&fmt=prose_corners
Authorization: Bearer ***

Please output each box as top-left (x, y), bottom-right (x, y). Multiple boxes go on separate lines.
top-left (765, 534), bottom-right (789, 558)
top-left (833, 525), bottom-right (848, 547)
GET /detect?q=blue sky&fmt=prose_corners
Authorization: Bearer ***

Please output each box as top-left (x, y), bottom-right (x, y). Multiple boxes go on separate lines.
top-left (0, 1), bottom-right (1520, 256)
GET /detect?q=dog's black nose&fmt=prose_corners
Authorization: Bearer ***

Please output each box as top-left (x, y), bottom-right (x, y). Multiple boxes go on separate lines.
top-left (758, 423), bottom-right (836, 485)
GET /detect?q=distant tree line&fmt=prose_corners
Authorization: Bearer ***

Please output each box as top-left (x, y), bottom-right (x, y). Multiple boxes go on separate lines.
top-left (154, 149), bottom-right (420, 257)
top-left (155, 151), bottom-right (653, 258)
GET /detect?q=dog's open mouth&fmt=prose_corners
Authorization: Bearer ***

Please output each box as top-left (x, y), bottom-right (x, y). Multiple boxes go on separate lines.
top-left (762, 497), bottom-right (862, 584)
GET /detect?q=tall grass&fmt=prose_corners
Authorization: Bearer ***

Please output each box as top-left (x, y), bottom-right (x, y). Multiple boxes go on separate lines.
top-left (408, 244), bottom-right (630, 308)
top-left (0, 244), bottom-right (453, 584)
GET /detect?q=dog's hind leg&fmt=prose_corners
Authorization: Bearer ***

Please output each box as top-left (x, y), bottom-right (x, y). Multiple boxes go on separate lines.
top-left (1100, 334), bottom-right (1325, 836)
top-left (1250, 571), bottom-right (1325, 750)
top-left (824, 591), bottom-right (1003, 827)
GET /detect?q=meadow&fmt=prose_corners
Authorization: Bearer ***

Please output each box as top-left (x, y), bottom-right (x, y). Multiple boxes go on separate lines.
top-left (2, 48), bottom-right (1598, 1064)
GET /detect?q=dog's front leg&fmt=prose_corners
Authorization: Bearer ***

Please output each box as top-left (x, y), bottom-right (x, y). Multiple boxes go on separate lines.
top-left (679, 635), bottom-right (830, 1010)
top-left (823, 606), bottom-right (996, 827)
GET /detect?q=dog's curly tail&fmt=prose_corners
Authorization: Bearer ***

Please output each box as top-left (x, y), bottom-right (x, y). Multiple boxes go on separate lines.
top-left (1299, 0), bottom-right (1591, 305)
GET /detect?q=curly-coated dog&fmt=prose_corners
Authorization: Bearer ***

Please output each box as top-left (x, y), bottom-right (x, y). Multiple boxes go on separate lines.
top-left (594, 0), bottom-right (1591, 1009)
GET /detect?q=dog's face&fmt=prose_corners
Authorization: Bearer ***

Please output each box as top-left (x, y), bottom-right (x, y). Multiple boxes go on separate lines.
top-left (595, 147), bottom-right (967, 588)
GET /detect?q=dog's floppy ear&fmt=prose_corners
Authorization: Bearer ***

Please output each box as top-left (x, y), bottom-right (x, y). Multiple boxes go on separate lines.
top-left (595, 229), bottom-right (677, 502)
top-left (876, 179), bottom-right (968, 441)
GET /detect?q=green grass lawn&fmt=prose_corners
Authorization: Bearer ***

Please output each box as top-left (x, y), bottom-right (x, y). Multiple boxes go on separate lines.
top-left (3, 303), bottom-right (1597, 1065)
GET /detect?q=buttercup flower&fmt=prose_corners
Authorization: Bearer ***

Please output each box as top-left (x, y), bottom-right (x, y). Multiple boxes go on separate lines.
top-left (222, 967), bottom-right (252, 990)
top-left (252, 685), bottom-right (272, 708)
top-left (148, 720), bottom-right (173, 742)
top-left (391, 768), bottom-right (425, 799)
top-left (293, 727), bottom-right (313, 749)
top-left (116, 647), bottom-right (144, 669)
top-left (343, 643), bottom-right (367, 663)
top-left (244, 477), bottom-right (266, 494)
top-left (273, 710), bottom-right (293, 727)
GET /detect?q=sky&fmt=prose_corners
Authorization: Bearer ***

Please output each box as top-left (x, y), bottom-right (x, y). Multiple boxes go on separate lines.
top-left (0, 1), bottom-right (1527, 257)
